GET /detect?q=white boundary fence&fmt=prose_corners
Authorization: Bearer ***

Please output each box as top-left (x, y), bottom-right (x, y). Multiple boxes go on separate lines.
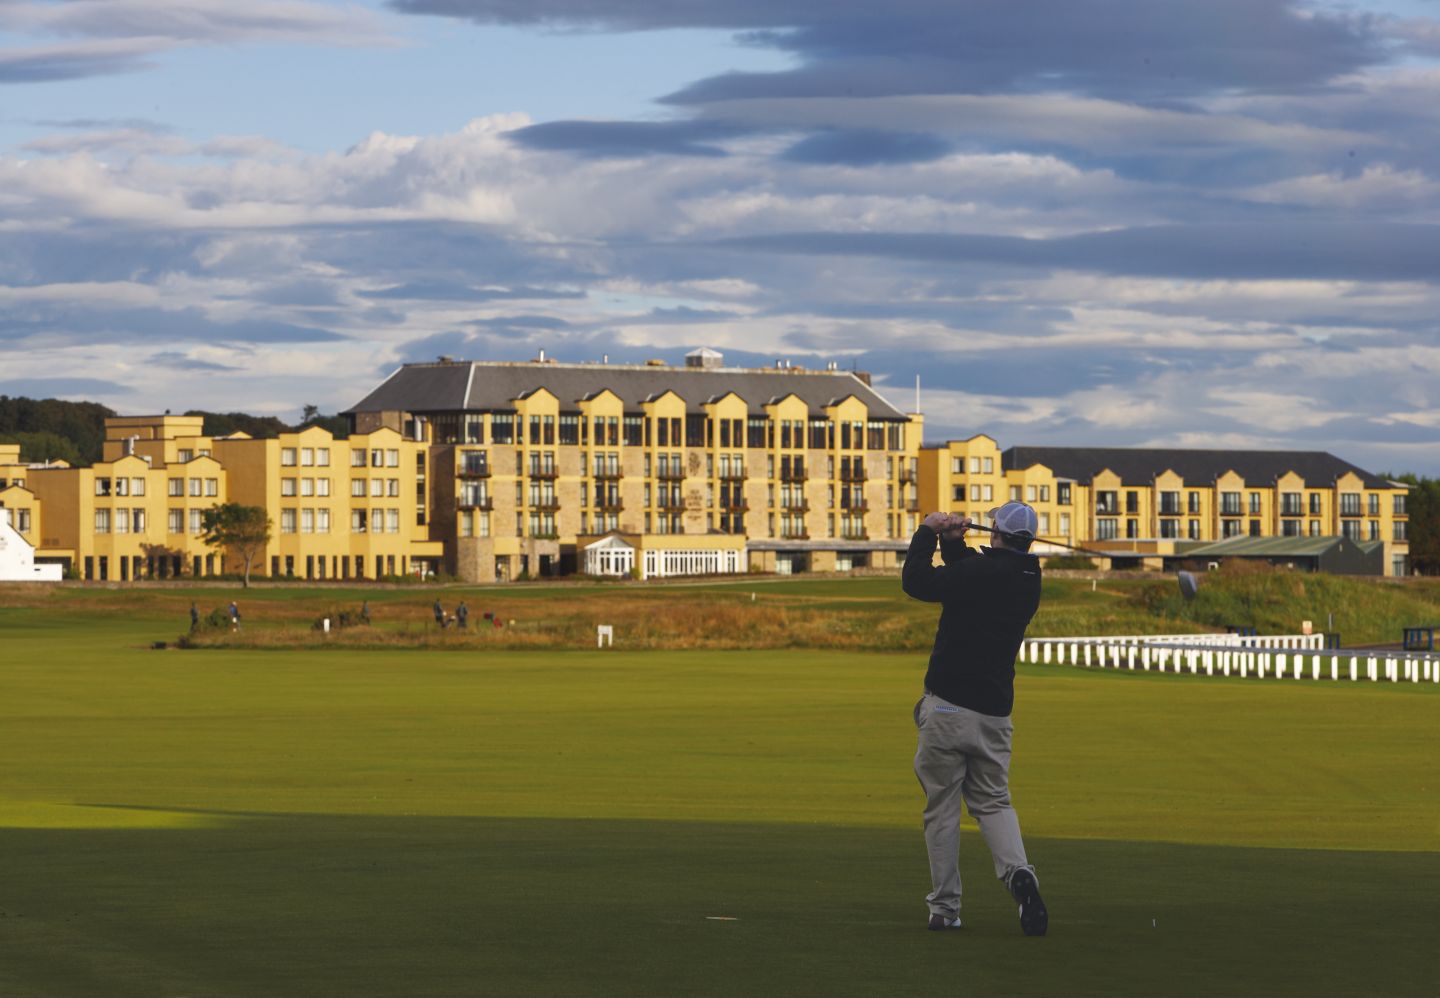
top-left (1021, 634), bottom-right (1440, 684)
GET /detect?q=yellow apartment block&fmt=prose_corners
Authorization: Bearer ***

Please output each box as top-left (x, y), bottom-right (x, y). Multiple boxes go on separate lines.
top-left (345, 350), bottom-right (922, 581)
top-left (0, 443), bottom-right (63, 567)
top-left (919, 439), bottom-right (1410, 576)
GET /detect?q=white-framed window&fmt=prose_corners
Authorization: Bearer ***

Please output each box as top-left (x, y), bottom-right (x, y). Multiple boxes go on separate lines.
top-left (189, 509), bottom-right (203, 534)
top-left (387, 509), bottom-right (399, 533)
top-left (189, 478), bottom-right (202, 496)
top-left (301, 478), bottom-right (314, 497)
top-left (131, 478), bottom-right (145, 496)
top-left (969, 457), bottom-right (980, 473)
top-left (317, 478), bottom-right (330, 497)
top-left (317, 448), bottom-right (330, 467)
top-left (370, 479), bottom-right (383, 497)
top-left (205, 479), bottom-right (218, 496)
top-left (115, 510), bottom-right (128, 533)
top-left (478, 511), bottom-right (490, 537)
top-left (168, 478), bottom-right (183, 497)
top-left (351, 449), bottom-right (367, 467)
top-left (301, 509), bottom-right (314, 534)
top-left (280, 509), bottom-right (296, 533)
top-left (386, 449), bottom-right (400, 467)
top-left (281, 448), bottom-right (297, 466)
top-left (983, 485), bottom-right (993, 501)
top-left (94, 509), bottom-right (111, 533)
top-left (317, 509), bottom-right (331, 533)
top-left (177, 449), bottom-right (193, 463)
top-left (300, 448), bottom-right (314, 467)
top-left (281, 478), bottom-right (297, 497)
top-left (168, 509), bottom-right (184, 533)
top-left (351, 478), bottom-right (366, 497)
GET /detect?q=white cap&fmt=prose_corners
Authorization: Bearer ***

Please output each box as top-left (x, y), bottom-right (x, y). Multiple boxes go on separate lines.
top-left (988, 501), bottom-right (1037, 538)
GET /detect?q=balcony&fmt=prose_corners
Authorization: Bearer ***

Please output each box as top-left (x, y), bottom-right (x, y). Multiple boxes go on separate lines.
top-left (718, 468), bottom-right (747, 481)
top-left (722, 500), bottom-right (750, 513)
top-left (592, 467), bottom-right (624, 480)
top-left (840, 498), bottom-right (869, 513)
top-left (535, 498), bottom-right (562, 512)
top-left (655, 467), bottom-right (685, 481)
top-left (841, 531), bottom-right (869, 541)
top-left (595, 497), bottom-right (624, 511)
top-left (458, 461), bottom-right (491, 478)
top-left (898, 467), bottom-right (917, 484)
top-left (780, 530), bottom-right (810, 540)
top-left (656, 497), bottom-right (687, 511)
top-left (905, 500), bottom-right (920, 513)
top-left (782, 499), bottom-right (810, 513)
top-left (1096, 500), bottom-right (1119, 515)
top-left (457, 496), bottom-right (494, 511)
top-left (839, 466), bottom-right (867, 483)
top-left (779, 463), bottom-right (807, 483)
top-left (528, 466), bottom-right (559, 481)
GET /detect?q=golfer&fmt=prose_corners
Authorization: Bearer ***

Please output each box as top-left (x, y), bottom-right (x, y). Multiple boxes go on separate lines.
top-left (901, 501), bottom-right (1048, 936)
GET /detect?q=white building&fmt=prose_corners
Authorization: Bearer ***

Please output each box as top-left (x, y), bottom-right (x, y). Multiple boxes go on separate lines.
top-left (0, 507), bottom-right (63, 581)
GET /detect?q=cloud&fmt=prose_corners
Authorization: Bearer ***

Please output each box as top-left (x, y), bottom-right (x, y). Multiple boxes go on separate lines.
top-left (781, 129), bottom-right (950, 166)
top-left (145, 351), bottom-right (241, 372)
top-left (391, 0), bottom-right (1383, 100)
top-left (505, 119), bottom-right (745, 158)
top-left (0, 38), bottom-right (164, 83)
top-left (0, 377), bottom-right (136, 397)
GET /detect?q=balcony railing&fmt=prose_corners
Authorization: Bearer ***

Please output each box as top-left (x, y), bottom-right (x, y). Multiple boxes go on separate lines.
top-left (780, 530), bottom-right (810, 540)
top-left (840, 498), bottom-right (868, 512)
top-left (592, 467), bottom-right (624, 480)
top-left (528, 466), bottom-right (559, 480)
top-left (595, 497), bottom-right (624, 511)
top-left (722, 500), bottom-right (750, 512)
top-left (718, 469), bottom-right (747, 481)
top-left (458, 461), bottom-right (491, 477)
top-left (779, 464), bottom-right (807, 482)
top-left (535, 498), bottom-right (561, 512)
top-left (839, 467), bottom-right (867, 483)
top-left (898, 468), bottom-right (917, 484)
top-left (457, 496), bottom-right (494, 511)
top-left (655, 467), bottom-right (685, 481)
top-left (841, 531), bottom-right (869, 541)
top-left (656, 498), bottom-right (686, 511)
top-left (781, 499), bottom-right (810, 512)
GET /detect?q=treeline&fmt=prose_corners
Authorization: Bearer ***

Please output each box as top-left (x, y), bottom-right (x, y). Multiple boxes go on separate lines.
top-left (1387, 474), bottom-right (1440, 575)
top-left (0, 396), bottom-right (348, 465)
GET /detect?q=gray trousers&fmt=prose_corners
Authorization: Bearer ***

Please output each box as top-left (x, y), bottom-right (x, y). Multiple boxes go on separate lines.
top-left (913, 691), bottom-right (1033, 917)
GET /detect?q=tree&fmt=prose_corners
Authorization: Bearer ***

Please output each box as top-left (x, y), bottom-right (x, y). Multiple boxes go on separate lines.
top-left (1389, 474), bottom-right (1440, 575)
top-left (200, 503), bottom-right (271, 588)
top-left (301, 403), bottom-right (320, 425)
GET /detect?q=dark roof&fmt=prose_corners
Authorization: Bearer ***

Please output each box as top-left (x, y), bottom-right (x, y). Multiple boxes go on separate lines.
top-left (345, 361), bottom-right (909, 419)
top-left (1003, 446), bottom-right (1395, 489)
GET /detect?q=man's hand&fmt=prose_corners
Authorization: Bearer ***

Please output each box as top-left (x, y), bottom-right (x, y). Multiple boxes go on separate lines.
top-left (922, 511), bottom-right (953, 533)
top-left (923, 512), bottom-right (972, 539)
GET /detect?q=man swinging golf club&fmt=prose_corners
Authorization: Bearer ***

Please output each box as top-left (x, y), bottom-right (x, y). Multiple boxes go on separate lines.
top-left (902, 501), bottom-right (1048, 936)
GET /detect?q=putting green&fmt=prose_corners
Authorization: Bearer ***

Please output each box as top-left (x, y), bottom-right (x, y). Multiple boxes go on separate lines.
top-left (0, 599), bottom-right (1435, 996)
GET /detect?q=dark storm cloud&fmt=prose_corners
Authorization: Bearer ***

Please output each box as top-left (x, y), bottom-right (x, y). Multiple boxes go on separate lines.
top-left (0, 377), bottom-right (135, 396)
top-left (505, 119), bottom-right (744, 158)
top-left (0, 46), bottom-right (156, 84)
top-left (391, 1), bottom-right (1382, 101)
top-left (781, 129), bottom-right (951, 166)
top-left (712, 222), bottom-right (1440, 282)
top-left (0, 305), bottom-right (348, 347)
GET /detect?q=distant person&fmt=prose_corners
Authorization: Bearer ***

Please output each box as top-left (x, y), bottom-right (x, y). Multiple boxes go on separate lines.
top-left (901, 503), bottom-right (1047, 936)
top-left (433, 599), bottom-right (445, 629)
top-left (190, 602), bottom-right (199, 632)
top-left (228, 601), bottom-right (241, 632)
top-left (360, 600), bottom-right (371, 625)
top-left (456, 601), bottom-right (469, 629)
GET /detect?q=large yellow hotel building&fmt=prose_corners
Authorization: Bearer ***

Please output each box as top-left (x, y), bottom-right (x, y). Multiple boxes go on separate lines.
top-left (0, 350), bottom-right (1411, 580)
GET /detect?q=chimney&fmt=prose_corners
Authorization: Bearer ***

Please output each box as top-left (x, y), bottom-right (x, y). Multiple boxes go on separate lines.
top-left (854, 370), bottom-right (872, 386)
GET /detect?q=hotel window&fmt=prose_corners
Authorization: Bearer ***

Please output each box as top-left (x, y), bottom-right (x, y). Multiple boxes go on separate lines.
top-left (1058, 483), bottom-right (1072, 505)
top-left (300, 478), bottom-right (314, 497)
top-left (970, 484), bottom-right (981, 502)
top-left (388, 509), bottom-right (400, 533)
top-left (1282, 519), bottom-right (1301, 536)
top-left (351, 510), bottom-right (367, 533)
top-left (178, 449), bottom-right (193, 462)
top-left (318, 510), bottom-right (330, 533)
top-left (1310, 493), bottom-right (1322, 515)
top-left (94, 509), bottom-right (111, 533)
top-left (281, 478), bottom-right (297, 497)
top-left (1097, 490), bottom-right (1118, 514)
top-left (168, 509), bottom-right (184, 534)
top-left (1159, 491), bottom-right (1180, 515)
top-left (968, 457), bottom-right (979, 473)
top-left (1281, 492), bottom-right (1302, 516)
top-left (983, 457), bottom-right (994, 473)
top-left (95, 477), bottom-right (112, 496)
top-left (132, 509), bottom-right (145, 533)
top-left (953, 486), bottom-right (965, 502)
top-left (1220, 492), bottom-right (1242, 516)
top-left (1248, 492), bottom-right (1261, 514)
top-left (562, 415), bottom-right (581, 445)
top-left (205, 479), bottom-right (218, 496)
top-left (1188, 491), bottom-right (1201, 514)
top-left (1310, 520), bottom-right (1321, 536)
top-left (115, 477), bottom-right (129, 497)
top-left (1026, 485), bottom-right (1037, 502)
top-left (168, 478), bottom-right (183, 497)
top-left (1222, 519), bottom-right (1243, 537)
top-left (1395, 521), bottom-right (1408, 541)
top-left (1095, 518), bottom-right (1118, 540)
top-left (1340, 493), bottom-right (1361, 516)
top-left (1394, 494), bottom-right (1407, 515)
top-left (371, 479), bottom-right (384, 498)
top-left (478, 512), bottom-right (490, 537)
top-left (1369, 521), bottom-right (1380, 541)
top-left (281, 509), bottom-right (296, 534)
top-left (317, 448), bottom-right (330, 467)
top-left (983, 485), bottom-right (993, 501)
top-left (1039, 485), bottom-right (1050, 502)
top-left (1368, 494), bottom-right (1379, 516)
top-left (1342, 520), bottom-right (1360, 540)
top-left (189, 510), bottom-right (203, 534)
top-left (1059, 513), bottom-right (1071, 536)
top-left (317, 478), bottom-right (330, 497)
top-left (370, 449), bottom-right (383, 467)
top-left (1039, 513), bottom-right (1050, 534)
top-left (1188, 519), bottom-right (1200, 540)
top-left (387, 449), bottom-right (400, 467)
top-left (282, 448), bottom-right (297, 466)
top-left (301, 509), bottom-right (314, 534)
top-left (351, 448), bottom-right (367, 467)
top-left (387, 479), bottom-right (400, 497)
top-left (131, 478), bottom-right (145, 496)
top-left (189, 478), bottom-right (202, 496)
top-left (460, 510), bottom-right (472, 537)
top-left (351, 479), bottom-right (365, 497)
top-left (1126, 491), bottom-right (1139, 514)
top-left (299, 448), bottom-right (313, 467)
top-left (1159, 519), bottom-right (1178, 539)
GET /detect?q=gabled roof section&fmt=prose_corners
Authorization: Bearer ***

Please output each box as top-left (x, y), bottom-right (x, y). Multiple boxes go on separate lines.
top-left (344, 361), bottom-right (909, 419)
top-left (1002, 446), bottom-right (1393, 489)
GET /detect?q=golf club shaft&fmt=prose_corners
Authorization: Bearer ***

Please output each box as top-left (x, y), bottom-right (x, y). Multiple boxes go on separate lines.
top-left (957, 522), bottom-right (1109, 558)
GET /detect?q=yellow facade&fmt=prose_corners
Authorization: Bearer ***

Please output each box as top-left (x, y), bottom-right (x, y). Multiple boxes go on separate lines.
top-left (918, 440), bottom-right (1411, 576)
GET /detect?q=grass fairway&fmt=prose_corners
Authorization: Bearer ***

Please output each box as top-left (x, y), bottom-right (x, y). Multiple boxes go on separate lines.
top-left (0, 595), bottom-right (1436, 996)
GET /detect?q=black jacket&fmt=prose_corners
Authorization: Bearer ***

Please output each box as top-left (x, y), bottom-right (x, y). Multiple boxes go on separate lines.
top-left (901, 524), bottom-right (1042, 717)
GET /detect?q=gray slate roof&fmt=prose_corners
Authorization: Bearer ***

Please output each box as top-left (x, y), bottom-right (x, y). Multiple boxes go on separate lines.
top-left (1003, 446), bottom-right (1395, 489)
top-left (345, 361), bottom-right (909, 419)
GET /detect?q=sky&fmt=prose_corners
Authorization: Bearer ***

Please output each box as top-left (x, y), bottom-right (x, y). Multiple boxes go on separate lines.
top-left (3, 1), bottom-right (1440, 475)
